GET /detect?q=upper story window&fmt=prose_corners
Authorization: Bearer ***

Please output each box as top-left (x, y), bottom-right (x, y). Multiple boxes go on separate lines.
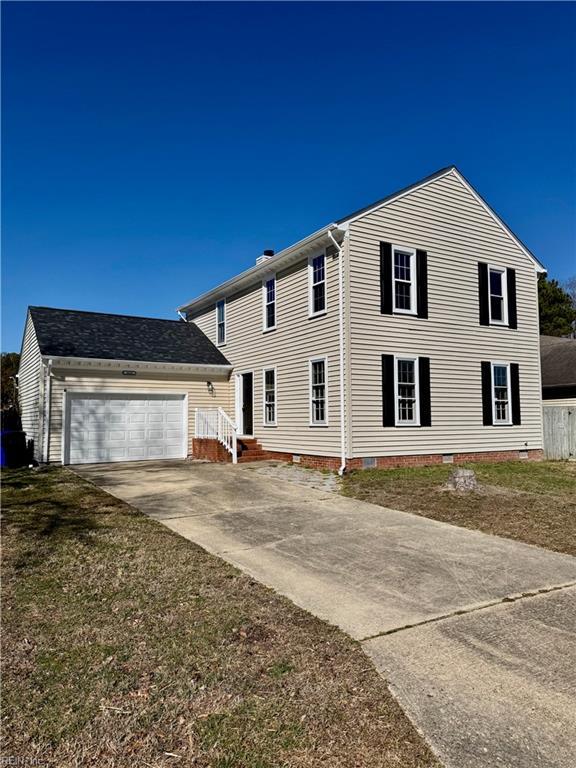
top-left (492, 362), bottom-right (511, 424)
top-left (309, 357), bottom-right (327, 425)
top-left (263, 276), bottom-right (276, 331)
top-left (380, 242), bottom-right (428, 319)
top-left (309, 253), bottom-right (326, 317)
top-left (216, 299), bottom-right (226, 345)
top-left (392, 246), bottom-right (416, 314)
top-left (489, 266), bottom-right (508, 325)
top-left (263, 367), bottom-right (277, 426)
top-left (478, 263), bottom-right (516, 329)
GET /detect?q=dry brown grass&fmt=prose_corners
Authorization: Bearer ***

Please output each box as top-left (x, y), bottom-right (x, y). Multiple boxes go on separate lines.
top-left (1, 466), bottom-right (438, 768)
top-left (343, 461), bottom-right (576, 556)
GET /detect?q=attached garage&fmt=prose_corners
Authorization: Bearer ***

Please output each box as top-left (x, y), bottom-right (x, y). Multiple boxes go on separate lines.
top-left (65, 393), bottom-right (187, 464)
top-left (18, 307), bottom-right (232, 465)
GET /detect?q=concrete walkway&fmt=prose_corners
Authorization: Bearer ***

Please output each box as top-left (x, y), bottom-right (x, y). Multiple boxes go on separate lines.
top-left (75, 459), bottom-right (576, 768)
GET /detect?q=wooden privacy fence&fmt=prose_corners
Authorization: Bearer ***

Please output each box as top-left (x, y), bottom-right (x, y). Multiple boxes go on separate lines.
top-left (542, 406), bottom-right (576, 460)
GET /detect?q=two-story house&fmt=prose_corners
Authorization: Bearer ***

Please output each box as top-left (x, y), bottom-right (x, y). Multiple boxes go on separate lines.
top-left (18, 166), bottom-right (545, 470)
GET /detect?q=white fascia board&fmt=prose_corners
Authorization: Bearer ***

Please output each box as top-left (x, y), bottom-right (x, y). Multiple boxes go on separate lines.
top-left (44, 356), bottom-right (232, 377)
top-left (177, 225), bottom-right (345, 314)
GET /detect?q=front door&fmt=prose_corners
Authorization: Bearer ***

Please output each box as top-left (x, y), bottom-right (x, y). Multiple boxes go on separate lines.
top-left (241, 372), bottom-right (253, 436)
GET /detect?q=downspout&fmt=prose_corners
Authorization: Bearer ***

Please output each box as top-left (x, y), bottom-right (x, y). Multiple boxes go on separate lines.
top-left (43, 359), bottom-right (53, 464)
top-left (328, 228), bottom-right (347, 476)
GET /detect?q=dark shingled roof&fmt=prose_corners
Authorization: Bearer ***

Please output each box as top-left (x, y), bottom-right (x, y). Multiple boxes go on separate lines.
top-left (540, 335), bottom-right (576, 388)
top-left (29, 306), bottom-right (231, 366)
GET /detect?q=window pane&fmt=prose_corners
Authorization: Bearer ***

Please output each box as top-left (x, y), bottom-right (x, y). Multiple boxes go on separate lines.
top-left (493, 365), bottom-right (507, 387)
top-left (266, 303), bottom-right (275, 328)
top-left (490, 296), bottom-right (503, 322)
top-left (266, 278), bottom-right (275, 302)
top-left (489, 270), bottom-right (503, 297)
top-left (394, 251), bottom-right (411, 281)
top-left (313, 283), bottom-right (326, 313)
top-left (397, 359), bottom-right (415, 383)
top-left (217, 322), bottom-right (225, 345)
top-left (312, 361), bottom-right (325, 385)
top-left (313, 255), bottom-right (325, 283)
top-left (313, 399), bottom-right (325, 422)
top-left (399, 399), bottom-right (414, 422)
top-left (394, 281), bottom-right (411, 310)
top-left (217, 301), bottom-right (225, 322)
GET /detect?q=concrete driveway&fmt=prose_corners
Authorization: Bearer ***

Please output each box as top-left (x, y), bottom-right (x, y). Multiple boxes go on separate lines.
top-left (75, 459), bottom-right (576, 768)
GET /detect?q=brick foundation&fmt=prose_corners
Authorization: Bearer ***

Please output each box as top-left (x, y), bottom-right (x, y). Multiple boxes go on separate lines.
top-left (192, 438), bottom-right (231, 463)
top-left (264, 448), bottom-right (544, 472)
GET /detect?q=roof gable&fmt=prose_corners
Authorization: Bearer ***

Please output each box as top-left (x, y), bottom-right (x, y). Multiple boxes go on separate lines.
top-left (28, 306), bottom-right (230, 366)
top-left (337, 166), bottom-right (545, 272)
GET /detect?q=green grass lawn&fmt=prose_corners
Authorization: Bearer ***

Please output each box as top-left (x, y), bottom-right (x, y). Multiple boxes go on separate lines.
top-left (343, 461), bottom-right (576, 556)
top-left (2, 466), bottom-right (438, 768)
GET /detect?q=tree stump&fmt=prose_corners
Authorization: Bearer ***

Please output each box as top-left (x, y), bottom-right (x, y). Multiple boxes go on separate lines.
top-left (445, 468), bottom-right (479, 492)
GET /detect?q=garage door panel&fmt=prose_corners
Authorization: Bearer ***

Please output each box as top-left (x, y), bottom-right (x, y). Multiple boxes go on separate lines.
top-left (67, 394), bottom-right (186, 464)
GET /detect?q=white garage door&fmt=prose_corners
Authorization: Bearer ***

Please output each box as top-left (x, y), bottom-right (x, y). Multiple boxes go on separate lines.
top-left (66, 393), bottom-right (187, 465)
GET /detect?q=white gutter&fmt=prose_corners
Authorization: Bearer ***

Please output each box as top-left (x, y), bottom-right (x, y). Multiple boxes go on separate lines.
top-left (43, 356), bottom-right (232, 376)
top-left (177, 310), bottom-right (187, 322)
top-left (328, 228), bottom-right (347, 477)
top-left (43, 358), bottom-right (53, 464)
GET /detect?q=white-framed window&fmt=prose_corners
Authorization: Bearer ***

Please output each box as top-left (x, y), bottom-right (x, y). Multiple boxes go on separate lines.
top-left (491, 362), bottom-right (511, 424)
top-left (216, 299), bottom-right (226, 346)
top-left (488, 266), bottom-right (508, 325)
top-left (392, 245), bottom-right (417, 314)
top-left (394, 356), bottom-right (420, 425)
top-left (309, 356), bottom-right (328, 425)
top-left (263, 367), bottom-right (277, 426)
top-left (262, 275), bottom-right (276, 331)
top-left (308, 252), bottom-right (327, 317)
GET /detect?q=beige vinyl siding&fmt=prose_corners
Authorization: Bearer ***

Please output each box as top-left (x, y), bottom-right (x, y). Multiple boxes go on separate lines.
top-left (347, 171), bottom-right (543, 457)
top-left (190, 251), bottom-right (343, 456)
top-left (17, 314), bottom-right (44, 458)
top-left (47, 369), bottom-right (232, 463)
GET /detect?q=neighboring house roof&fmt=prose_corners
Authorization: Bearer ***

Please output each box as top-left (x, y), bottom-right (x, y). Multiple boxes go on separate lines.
top-left (540, 335), bottom-right (576, 390)
top-left (28, 306), bottom-right (231, 366)
top-left (178, 165), bottom-right (545, 313)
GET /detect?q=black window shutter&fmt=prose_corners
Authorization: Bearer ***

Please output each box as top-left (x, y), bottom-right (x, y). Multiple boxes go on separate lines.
top-left (382, 354), bottom-right (395, 426)
top-left (511, 363), bottom-right (521, 424)
top-left (478, 263), bottom-right (490, 326)
top-left (380, 242), bottom-right (393, 314)
top-left (416, 250), bottom-right (428, 319)
top-left (507, 268), bottom-right (517, 329)
top-left (418, 356), bottom-right (431, 426)
top-left (481, 361), bottom-right (493, 425)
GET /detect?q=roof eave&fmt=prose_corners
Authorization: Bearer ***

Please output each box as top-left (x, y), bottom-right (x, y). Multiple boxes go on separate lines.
top-left (177, 224), bottom-right (345, 314)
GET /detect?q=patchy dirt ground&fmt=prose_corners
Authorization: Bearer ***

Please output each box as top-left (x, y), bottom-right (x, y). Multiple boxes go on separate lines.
top-left (343, 461), bottom-right (576, 556)
top-left (2, 466), bottom-right (438, 768)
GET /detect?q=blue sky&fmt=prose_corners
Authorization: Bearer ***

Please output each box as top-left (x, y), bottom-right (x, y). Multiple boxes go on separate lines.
top-left (3, 1), bottom-right (575, 351)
